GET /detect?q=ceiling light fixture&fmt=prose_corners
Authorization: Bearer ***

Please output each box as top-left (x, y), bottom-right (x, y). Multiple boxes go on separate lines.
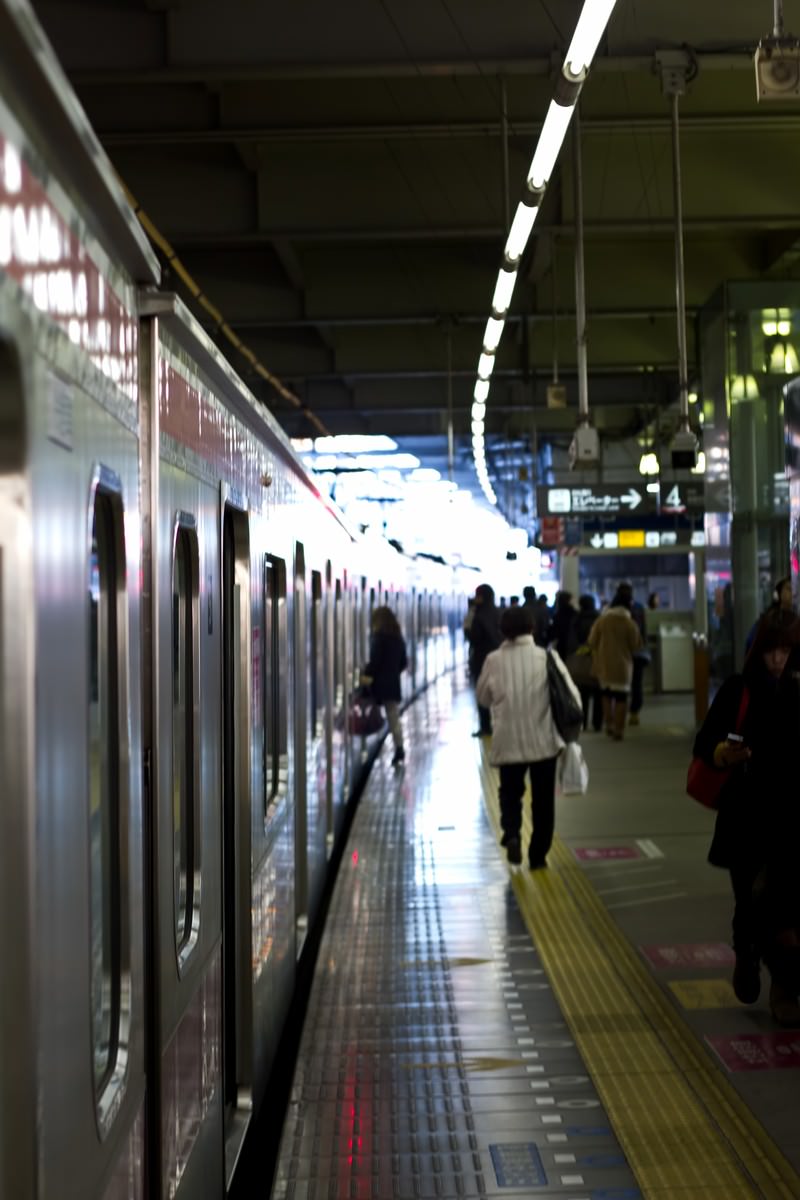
top-left (470, 0), bottom-right (620, 507)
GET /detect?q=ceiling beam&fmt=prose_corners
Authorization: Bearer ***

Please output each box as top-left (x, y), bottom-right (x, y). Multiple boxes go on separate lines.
top-left (69, 51), bottom-right (752, 86)
top-left (98, 113), bottom-right (800, 147)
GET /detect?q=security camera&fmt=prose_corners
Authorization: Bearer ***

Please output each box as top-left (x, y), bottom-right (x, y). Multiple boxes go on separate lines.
top-left (670, 427), bottom-right (698, 470)
top-left (568, 423), bottom-right (600, 469)
top-left (755, 40), bottom-right (800, 100)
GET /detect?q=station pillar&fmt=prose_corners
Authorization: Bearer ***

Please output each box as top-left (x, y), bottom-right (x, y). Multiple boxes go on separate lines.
top-left (559, 550), bottom-right (580, 597)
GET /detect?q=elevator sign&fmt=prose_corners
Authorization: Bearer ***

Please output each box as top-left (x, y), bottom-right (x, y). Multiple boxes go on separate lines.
top-left (537, 484), bottom-right (657, 517)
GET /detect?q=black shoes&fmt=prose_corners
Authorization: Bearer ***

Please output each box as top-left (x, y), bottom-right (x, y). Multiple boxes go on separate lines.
top-left (529, 859), bottom-right (548, 871)
top-left (391, 746), bottom-right (405, 766)
top-left (506, 837), bottom-right (522, 866)
top-left (732, 955), bottom-right (761, 1005)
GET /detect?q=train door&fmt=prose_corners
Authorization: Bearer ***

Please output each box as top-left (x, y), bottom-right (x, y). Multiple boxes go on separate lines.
top-left (293, 544), bottom-right (309, 941)
top-left (221, 505), bottom-right (253, 1184)
top-left (0, 347), bottom-right (35, 1199)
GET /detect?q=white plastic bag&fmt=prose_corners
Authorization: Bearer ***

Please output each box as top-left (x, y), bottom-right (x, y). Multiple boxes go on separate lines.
top-left (559, 742), bottom-right (589, 795)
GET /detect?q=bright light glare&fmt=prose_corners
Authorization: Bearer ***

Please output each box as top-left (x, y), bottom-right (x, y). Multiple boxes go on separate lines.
top-left (692, 452), bottom-right (706, 475)
top-left (314, 434), bottom-right (397, 453)
top-left (477, 352), bottom-right (495, 380)
top-left (564, 0), bottom-right (619, 78)
top-left (504, 201), bottom-right (539, 263)
top-left (492, 267), bottom-right (517, 315)
top-left (638, 452), bottom-right (659, 476)
top-left (527, 101), bottom-right (575, 190)
top-left (474, 379), bottom-right (490, 403)
top-left (483, 316), bottom-right (505, 353)
top-left (408, 467), bottom-right (441, 483)
top-left (471, 400), bottom-right (486, 421)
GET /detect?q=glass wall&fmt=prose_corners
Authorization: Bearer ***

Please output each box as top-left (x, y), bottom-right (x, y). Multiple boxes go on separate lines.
top-left (699, 281), bottom-right (795, 677)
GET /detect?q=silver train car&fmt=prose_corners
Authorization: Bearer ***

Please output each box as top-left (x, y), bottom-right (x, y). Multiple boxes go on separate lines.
top-left (0, 3), bottom-right (468, 1197)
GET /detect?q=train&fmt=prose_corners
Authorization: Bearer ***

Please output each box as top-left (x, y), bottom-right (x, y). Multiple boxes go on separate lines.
top-left (0, 3), bottom-right (469, 1197)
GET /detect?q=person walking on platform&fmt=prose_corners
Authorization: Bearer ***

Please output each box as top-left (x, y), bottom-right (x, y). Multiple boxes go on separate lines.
top-left (587, 582), bottom-right (642, 740)
top-left (475, 605), bottom-right (581, 870)
top-left (361, 605), bottom-right (408, 766)
top-left (628, 593), bottom-right (650, 727)
top-left (692, 610), bottom-right (800, 1024)
top-left (548, 590), bottom-right (578, 659)
top-left (465, 583), bottom-right (502, 736)
top-left (569, 594), bottom-right (603, 732)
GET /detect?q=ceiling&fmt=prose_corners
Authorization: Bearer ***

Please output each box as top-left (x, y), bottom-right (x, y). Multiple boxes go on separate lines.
top-left (30, 0), bottom-right (800, 510)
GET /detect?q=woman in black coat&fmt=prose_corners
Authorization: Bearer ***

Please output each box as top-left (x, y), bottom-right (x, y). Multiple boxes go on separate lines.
top-left (692, 610), bottom-right (800, 1023)
top-left (362, 606), bottom-right (408, 765)
top-left (464, 583), bottom-right (501, 736)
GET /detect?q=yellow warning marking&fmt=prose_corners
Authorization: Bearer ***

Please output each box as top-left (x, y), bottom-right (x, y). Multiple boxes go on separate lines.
top-left (477, 742), bottom-right (800, 1200)
top-left (669, 979), bottom-right (739, 1009)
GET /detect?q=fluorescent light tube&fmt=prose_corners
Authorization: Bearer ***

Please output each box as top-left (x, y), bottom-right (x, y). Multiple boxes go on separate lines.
top-left (471, 400), bottom-right (486, 421)
top-left (473, 379), bottom-right (490, 403)
top-left (504, 201), bottom-right (539, 263)
top-left (483, 316), bottom-right (505, 353)
top-left (492, 267), bottom-right (517, 315)
top-left (477, 352), bottom-right (495, 380)
top-left (527, 100), bottom-right (575, 190)
top-left (564, 0), bottom-right (618, 79)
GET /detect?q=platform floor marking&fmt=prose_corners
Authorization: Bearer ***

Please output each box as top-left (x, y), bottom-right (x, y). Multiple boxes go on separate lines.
top-left (477, 746), bottom-right (800, 1200)
top-left (668, 979), bottom-right (739, 1009)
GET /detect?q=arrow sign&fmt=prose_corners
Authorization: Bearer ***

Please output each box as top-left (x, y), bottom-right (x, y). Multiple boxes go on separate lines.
top-left (590, 533), bottom-right (604, 548)
top-left (537, 484), bottom-right (657, 517)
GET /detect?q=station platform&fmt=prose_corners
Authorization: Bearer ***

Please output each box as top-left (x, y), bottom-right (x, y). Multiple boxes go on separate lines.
top-left (269, 673), bottom-right (800, 1200)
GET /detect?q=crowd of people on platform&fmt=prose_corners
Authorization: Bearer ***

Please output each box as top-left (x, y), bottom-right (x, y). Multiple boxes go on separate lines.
top-left (357, 569), bottom-right (800, 1030)
top-left (464, 574), bottom-right (800, 1029)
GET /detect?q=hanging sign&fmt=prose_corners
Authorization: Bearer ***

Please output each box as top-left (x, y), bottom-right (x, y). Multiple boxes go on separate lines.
top-left (537, 484), bottom-right (657, 517)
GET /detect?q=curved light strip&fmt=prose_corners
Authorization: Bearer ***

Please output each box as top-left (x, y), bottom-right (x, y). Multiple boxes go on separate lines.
top-left (565, 0), bottom-right (618, 78)
top-left (491, 268), bottom-right (517, 316)
top-left (527, 101), bottom-right (575, 190)
top-left (470, 0), bottom-right (619, 507)
top-left (483, 316), bottom-right (505, 353)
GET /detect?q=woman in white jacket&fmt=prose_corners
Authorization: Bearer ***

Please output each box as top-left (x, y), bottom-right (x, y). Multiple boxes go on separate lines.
top-left (476, 604), bottom-right (581, 868)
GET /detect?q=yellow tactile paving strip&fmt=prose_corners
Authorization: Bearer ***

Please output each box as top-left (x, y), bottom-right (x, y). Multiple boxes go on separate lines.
top-left (478, 751), bottom-right (800, 1200)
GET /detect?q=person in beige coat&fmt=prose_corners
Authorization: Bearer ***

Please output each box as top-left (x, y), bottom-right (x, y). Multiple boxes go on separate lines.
top-left (476, 604), bottom-right (581, 869)
top-left (587, 582), bottom-right (642, 740)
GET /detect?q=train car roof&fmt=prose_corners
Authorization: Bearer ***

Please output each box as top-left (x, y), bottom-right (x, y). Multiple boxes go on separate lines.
top-left (141, 286), bottom-right (365, 538)
top-left (0, 0), bottom-right (159, 284)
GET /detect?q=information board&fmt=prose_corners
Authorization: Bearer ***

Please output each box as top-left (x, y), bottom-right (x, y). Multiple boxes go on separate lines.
top-left (537, 484), bottom-right (657, 517)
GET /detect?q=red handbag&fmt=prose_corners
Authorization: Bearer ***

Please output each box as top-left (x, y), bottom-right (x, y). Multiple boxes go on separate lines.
top-left (686, 686), bottom-right (749, 810)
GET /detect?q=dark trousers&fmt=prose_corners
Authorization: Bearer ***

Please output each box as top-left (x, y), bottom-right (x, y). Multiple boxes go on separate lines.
top-left (477, 701), bottom-right (492, 734)
top-left (579, 685), bottom-right (602, 731)
top-left (630, 656), bottom-right (646, 715)
top-left (730, 864), bottom-right (759, 959)
top-left (498, 756), bottom-right (559, 865)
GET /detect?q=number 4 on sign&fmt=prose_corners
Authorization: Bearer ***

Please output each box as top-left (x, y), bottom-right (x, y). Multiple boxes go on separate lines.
top-left (663, 485), bottom-right (683, 511)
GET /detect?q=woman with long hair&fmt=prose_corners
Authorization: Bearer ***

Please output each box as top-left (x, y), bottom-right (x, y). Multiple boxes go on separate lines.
top-left (362, 605), bottom-right (408, 765)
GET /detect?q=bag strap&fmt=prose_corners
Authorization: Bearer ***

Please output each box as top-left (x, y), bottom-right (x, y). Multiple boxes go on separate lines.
top-left (734, 684), bottom-right (749, 733)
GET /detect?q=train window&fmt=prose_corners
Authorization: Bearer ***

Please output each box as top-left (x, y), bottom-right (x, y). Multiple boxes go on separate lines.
top-left (333, 578), bottom-right (344, 720)
top-left (264, 555), bottom-right (288, 812)
top-left (172, 519), bottom-right (200, 968)
top-left (310, 570), bottom-right (323, 738)
top-left (88, 473), bottom-right (131, 1132)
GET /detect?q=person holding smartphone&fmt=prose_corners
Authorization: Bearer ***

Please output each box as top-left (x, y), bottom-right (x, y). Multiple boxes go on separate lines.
top-left (693, 609), bottom-right (800, 1023)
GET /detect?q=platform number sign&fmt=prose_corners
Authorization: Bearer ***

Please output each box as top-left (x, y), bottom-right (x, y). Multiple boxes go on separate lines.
top-left (662, 485), bottom-right (684, 512)
top-left (660, 481), bottom-right (704, 513)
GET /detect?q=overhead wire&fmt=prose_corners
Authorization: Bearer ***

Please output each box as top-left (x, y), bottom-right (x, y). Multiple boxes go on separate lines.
top-left (121, 183), bottom-right (331, 436)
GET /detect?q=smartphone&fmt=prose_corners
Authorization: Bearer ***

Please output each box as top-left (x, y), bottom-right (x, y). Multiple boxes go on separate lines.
top-left (726, 733), bottom-right (744, 744)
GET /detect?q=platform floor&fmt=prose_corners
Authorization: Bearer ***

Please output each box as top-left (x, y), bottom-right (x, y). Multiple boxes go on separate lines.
top-left (269, 673), bottom-right (800, 1200)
